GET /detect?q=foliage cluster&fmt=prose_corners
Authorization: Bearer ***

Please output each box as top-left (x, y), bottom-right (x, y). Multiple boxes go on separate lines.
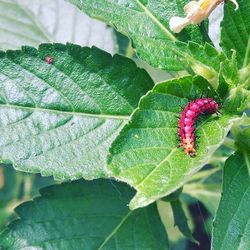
top-left (0, 0), bottom-right (249, 249)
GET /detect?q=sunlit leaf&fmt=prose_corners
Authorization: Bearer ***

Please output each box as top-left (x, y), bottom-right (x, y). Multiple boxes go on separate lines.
top-left (0, 43), bottom-right (153, 180)
top-left (109, 75), bottom-right (240, 209)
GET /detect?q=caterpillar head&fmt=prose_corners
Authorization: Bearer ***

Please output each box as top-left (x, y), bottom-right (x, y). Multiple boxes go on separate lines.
top-left (182, 138), bottom-right (196, 157)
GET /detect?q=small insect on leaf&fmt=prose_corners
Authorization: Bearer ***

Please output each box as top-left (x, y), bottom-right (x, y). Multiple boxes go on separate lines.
top-left (178, 98), bottom-right (219, 157)
top-left (45, 56), bottom-right (53, 64)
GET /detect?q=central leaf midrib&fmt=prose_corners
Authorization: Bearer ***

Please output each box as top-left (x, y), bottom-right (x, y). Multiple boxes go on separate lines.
top-left (134, 0), bottom-right (177, 41)
top-left (0, 103), bottom-right (130, 120)
top-left (97, 211), bottom-right (133, 249)
top-left (134, 147), bottom-right (178, 189)
top-left (133, 0), bottom-right (211, 70)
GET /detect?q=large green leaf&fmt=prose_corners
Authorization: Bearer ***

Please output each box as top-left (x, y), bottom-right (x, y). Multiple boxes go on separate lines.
top-left (144, 0), bottom-right (205, 43)
top-left (69, 0), bottom-right (226, 73)
top-left (221, 0), bottom-right (250, 68)
top-left (212, 151), bottom-right (250, 250)
top-left (69, 0), bottom-right (180, 71)
top-left (0, 43), bottom-right (153, 180)
top-left (108, 75), bottom-right (240, 209)
top-left (0, 0), bottom-right (115, 53)
top-left (0, 179), bottom-right (169, 249)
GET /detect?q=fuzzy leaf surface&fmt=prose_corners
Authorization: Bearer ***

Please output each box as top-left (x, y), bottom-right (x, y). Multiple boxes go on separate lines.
top-left (0, 43), bottom-right (153, 180)
top-left (212, 151), bottom-right (250, 250)
top-left (69, 0), bottom-right (227, 73)
top-left (109, 76), bottom-right (240, 209)
top-left (0, 179), bottom-right (169, 249)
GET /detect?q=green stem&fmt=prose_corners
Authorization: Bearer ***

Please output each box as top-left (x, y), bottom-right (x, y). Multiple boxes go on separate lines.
top-left (134, 0), bottom-right (177, 42)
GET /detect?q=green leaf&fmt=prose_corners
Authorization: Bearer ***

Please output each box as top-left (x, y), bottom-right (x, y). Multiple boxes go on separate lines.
top-left (217, 51), bottom-right (239, 99)
top-left (147, 0), bottom-right (206, 43)
top-left (69, 0), bottom-right (182, 71)
top-left (170, 199), bottom-right (198, 244)
top-left (0, 43), bottom-right (153, 180)
top-left (108, 75), bottom-right (241, 209)
top-left (224, 86), bottom-right (250, 113)
top-left (184, 42), bottom-right (228, 86)
top-left (0, 0), bottom-right (115, 53)
top-left (221, 0), bottom-right (250, 68)
top-left (217, 52), bottom-right (250, 111)
top-left (212, 151), bottom-right (250, 250)
top-left (69, 0), bottom-right (226, 74)
top-left (0, 179), bottom-right (169, 249)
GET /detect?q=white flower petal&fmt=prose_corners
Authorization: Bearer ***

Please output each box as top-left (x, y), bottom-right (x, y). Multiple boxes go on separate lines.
top-left (169, 0), bottom-right (239, 34)
top-left (169, 16), bottom-right (190, 33)
top-left (229, 0), bottom-right (239, 10)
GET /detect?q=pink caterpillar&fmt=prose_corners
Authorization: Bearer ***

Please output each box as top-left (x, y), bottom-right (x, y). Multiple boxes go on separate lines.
top-left (178, 98), bottom-right (219, 157)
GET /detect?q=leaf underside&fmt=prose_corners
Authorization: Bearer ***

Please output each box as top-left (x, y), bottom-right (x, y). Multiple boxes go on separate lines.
top-left (0, 43), bottom-right (154, 181)
top-left (0, 0), bottom-right (115, 53)
top-left (108, 76), bottom-right (240, 209)
top-left (0, 179), bottom-right (169, 249)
